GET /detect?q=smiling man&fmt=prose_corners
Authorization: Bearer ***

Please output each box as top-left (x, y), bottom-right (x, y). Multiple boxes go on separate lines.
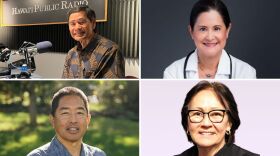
top-left (62, 5), bottom-right (125, 79)
top-left (27, 87), bottom-right (106, 156)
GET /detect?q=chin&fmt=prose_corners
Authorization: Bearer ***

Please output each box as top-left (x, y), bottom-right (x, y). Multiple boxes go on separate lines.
top-left (74, 38), bottom-right (84, 42)
top-left (65, 136), bottom-right (82, 142)
top-left (199, 48), bottom-right (222, 57)
top-left (73, 36), bottom-right (86, 42)
top-left (192, 136), bottom-right (218, 147)
top-left (196, 142), bottom-right (216, 148)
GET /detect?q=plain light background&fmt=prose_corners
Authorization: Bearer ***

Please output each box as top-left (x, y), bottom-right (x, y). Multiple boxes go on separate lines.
top-left (141, 80), bottom-right (280, 156)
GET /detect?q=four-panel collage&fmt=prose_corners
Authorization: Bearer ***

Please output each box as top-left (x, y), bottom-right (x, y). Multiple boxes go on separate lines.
top-left (0, 0), bottom-right (279, 156)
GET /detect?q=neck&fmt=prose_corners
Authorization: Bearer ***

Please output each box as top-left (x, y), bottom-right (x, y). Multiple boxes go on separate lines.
top-left (197, 141), bottom-right (226, 156)
top-left (56, 136), bottom-right (83, 156)
top-left (197, 51), bottom-right (222, 78)
top-left (198, 53), bottom-right (221, 70)
top-left (80, 33), bottom-right (95, 49)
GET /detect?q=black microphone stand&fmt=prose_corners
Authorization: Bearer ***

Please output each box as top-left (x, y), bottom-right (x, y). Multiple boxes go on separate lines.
top-left (20, 47), bottom-right (36, 72)
top-left (6, 47), bottom-right (36, 79)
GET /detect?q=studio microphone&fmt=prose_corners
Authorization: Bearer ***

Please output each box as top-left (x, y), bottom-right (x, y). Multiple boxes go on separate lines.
top-left (0, 48), bottom-right (11, 62)
top-left (22, 41), bottom-right (52, 56)
top-left (0, 43), bottom-right (11, 62)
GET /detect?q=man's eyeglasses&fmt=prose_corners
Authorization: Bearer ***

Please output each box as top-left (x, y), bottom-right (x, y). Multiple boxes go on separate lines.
top-left (187, 110), bottom-right (227, 123)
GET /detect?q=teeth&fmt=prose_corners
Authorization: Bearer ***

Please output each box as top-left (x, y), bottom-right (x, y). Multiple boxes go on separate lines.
top-left (68, 127), bottom-right (78, 131)
top-left (200, 132), bottom-right (214, 135)
top-left (204, 43), bottom-right (217, 47)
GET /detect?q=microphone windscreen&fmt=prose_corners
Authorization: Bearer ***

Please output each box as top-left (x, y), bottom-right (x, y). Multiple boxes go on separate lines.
top-left (35, 41), bottom-right (52, 53)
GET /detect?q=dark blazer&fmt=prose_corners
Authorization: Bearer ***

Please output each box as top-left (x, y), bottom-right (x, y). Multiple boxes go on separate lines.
top-left (175, 144), bottom-right (260, 156)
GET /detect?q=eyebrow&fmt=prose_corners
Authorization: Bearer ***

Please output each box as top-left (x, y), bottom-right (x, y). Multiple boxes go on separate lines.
top-left (196, 25), bottom-right (222, 27)
top-left (58, 106), bottom-right (86, 111)
top-left (58, 107), bottom-right (70, 111)
top-left (189, 107), bottom-right (225, 110)
top-left (76, 107), bottom-right (86, 111)
top-left (69, 18), bottom-right (87, 22)
top-left (197, 25), bottom-right (207, 27)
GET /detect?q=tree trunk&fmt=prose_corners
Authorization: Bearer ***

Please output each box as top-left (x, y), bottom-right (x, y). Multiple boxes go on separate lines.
top-left (27, 83), bottom-right (37, 127)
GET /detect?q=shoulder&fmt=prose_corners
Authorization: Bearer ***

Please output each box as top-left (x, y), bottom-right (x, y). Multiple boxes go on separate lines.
top-left (83, 143), bottom-right (106, 156)
top-left (66, 46), bottom-right (78, 57)
top-left (26, 142), bottom-right (52, 156)
top-left (232, 144), bottom-right (260, 156)
top-left (98, 35), bottom-right (119, 50)
top-left (218, 144), bottom-right (260, 156)
top-left (163, 56), bottom-right (186, 79)
top-left (230, 55), bottom-right (256, 78)
top-left (174, 146), bottom-right (197, 156)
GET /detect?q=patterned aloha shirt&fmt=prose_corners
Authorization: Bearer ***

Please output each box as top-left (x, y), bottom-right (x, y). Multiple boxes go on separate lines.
top-left (62, 34), bottom-right (125, 78)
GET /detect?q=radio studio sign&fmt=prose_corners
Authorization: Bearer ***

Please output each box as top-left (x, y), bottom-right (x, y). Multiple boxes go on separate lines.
top-left (1, 0), bottom-right (107, 26)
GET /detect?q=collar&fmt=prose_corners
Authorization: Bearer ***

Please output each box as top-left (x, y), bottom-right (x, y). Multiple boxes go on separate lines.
top-left (186, 143), bottom-right (235, 156)
top-left (76, 34), bottom-right (101, 55)
top-left (185, 49), bottom-right (231, 75)
top-left (185, 49), bottom-right (198, 72)
top-left (51, 136), bottom-right (86, 156)
top-left (216, 49), bottom-right (231, 75)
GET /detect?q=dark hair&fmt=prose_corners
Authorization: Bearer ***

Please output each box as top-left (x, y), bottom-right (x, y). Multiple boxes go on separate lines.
top-left (67, 5), bottom-right (96, 22)
top-left (51, 86), bottom-right (89, 116)
top-left (189, 0), bottom-right (231, 30)
top-left (181, 81), bottom-right (240, 144)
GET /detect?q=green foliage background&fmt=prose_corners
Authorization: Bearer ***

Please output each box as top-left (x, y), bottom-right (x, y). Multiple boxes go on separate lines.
top-left (0, 80), bottom-right (139, 156)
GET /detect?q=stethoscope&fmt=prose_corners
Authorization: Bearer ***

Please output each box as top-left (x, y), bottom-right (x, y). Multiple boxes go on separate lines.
top-left (183, 50), bottom-right (232, 79)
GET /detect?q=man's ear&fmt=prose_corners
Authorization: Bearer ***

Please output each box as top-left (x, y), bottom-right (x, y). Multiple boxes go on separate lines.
top-left (49, 115), bottom-right (54, 128)
top-left (86, 114), bottom-right (91, 128)
top-left (92, 20), bottom-right (96, 32)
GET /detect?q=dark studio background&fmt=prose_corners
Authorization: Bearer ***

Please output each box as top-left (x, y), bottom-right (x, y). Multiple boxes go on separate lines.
top-left (0, 0), bottom-right (139, 59)
top-left (142, 0), bottom-right (280, 78)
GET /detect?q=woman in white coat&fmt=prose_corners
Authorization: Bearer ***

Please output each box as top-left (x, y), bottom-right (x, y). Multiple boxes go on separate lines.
top-left (164, 0), bottom-right (256, 79)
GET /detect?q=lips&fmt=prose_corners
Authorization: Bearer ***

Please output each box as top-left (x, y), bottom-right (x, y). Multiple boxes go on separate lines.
top-left (203, 42), bottom-right (217, 47)
top-left (74, 30), bottom-right (86, 37)
top-left (199, 131), bottom-right (215, 135)
top-left (66, 127), bottom-right (80, 134)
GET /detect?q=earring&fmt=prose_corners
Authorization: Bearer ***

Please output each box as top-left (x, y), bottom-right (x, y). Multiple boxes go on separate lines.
top-left (186, 130), bottom-right (190, 135)
top-left (226, 130), bottom-right (231, 135)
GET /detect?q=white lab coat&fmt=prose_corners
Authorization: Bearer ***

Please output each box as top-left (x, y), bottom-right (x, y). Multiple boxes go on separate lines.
top-left (163, 49), bottom-right (256, 79)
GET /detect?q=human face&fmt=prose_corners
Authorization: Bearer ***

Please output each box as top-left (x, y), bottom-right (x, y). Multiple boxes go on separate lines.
top-left (187, 89), bottom-right (231, 149)
top-left (50, 95), bottom-right (91, 143)
top-left (189, 10), bottom-right (231, 58)
top-left (68, 11), bottom-right (96, 44)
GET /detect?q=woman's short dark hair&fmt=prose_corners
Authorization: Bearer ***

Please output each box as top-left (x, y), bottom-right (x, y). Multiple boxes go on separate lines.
top-left (181, 81), bottom-right (240, 144)
top-left (51, 86), bottom-right (89, 116)
top-left (67, 5), bottom-right (96, 22)
top-left (189, 0), bottom-right (231, 30)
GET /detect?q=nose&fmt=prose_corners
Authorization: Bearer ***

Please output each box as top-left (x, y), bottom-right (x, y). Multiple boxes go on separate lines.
top-left (77, 24), bottom-right (82, 29)
top-left (73, 23), bottom-right (82, 30)
top-left (206, 30), bottom-right (215, 41)
top-left (201, 114), bottom-right (212, 127)
top-left (69, 114), bottom-right (78, 123)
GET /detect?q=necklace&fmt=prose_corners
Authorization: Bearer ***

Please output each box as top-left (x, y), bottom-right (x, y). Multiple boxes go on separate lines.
top-left (198, 62), bottom-right (217, 79)
top-left (205, 73), bottom-right (212, 78)
top-left (197, 55), bottom-right (217, 78)
top-left (199, 66), bottom-right (214, 78)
